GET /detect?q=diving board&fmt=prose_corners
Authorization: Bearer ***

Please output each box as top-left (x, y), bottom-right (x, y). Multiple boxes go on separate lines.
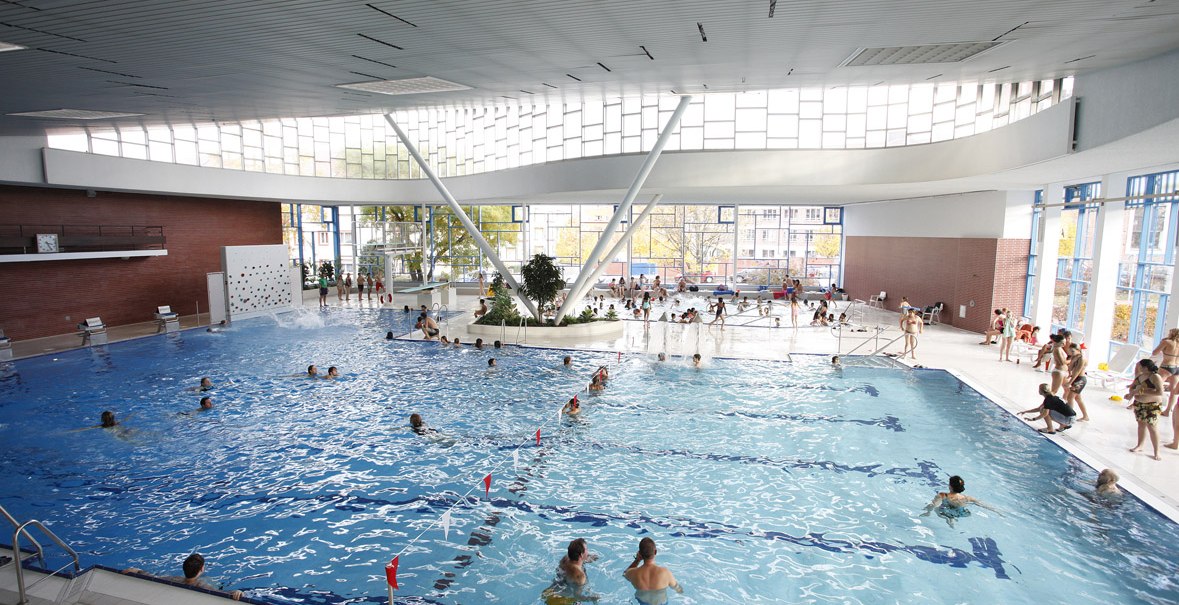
top-left (395, 281), bottom-right (455, 308)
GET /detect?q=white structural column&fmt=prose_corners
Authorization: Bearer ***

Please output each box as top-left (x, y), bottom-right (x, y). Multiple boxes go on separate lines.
top-left (1030, 183), bottom-right (1065, 330)
top-left (1083, 172), bottom-right (1130, 361)
top-left (384, 114), bottom-right (539, 319)
top-left (1168, 254), bottom-right (1179, 332)
top-left (554, 95), bottom-right (692, 323)
top-left (560, 195), bottom-right (663, 321)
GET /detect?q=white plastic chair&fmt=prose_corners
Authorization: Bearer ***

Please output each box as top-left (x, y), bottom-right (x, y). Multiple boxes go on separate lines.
top-left (868, 291), bottom-right (886, 309)
top-left (1090, 345), bottom-right (1142, 390)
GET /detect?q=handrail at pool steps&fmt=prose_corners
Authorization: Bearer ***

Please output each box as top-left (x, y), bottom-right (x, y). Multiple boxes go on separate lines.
top-left (431, 303), bottom-right (449, 339)
top-left (0, 504), bottom-right (46, 568)
top-left (516, 316), bottom-right (526, 344)
top-left (840, 325), bottom-right (890, 356)
top-left (11, 517), bottom-right (81, 605)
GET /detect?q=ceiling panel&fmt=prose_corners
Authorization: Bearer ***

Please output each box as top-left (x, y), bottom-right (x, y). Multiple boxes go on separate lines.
top-left (0, 0), bottom-right (1177, 134)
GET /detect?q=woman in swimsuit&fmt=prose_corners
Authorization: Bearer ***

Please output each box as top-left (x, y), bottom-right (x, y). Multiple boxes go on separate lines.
top-left (1152, 328), bottom-right (1179, 449)
top-left (998, 312), bottom-right (1017, 362)
top-left (1127, 358), bottom-right (1165, 460)
top-left (900, 309), bottom-right (922, 360)
top-left (641, 292), bottom-right (652, 325)
top-left (921, 475), bottom-right (1001, 527)
top-left (1049, 334), bottom-right (1069, 394)
top-left (790, 296), bottom-right (800, 328)
top-left (1064, 343), bottom-right (1090, 421)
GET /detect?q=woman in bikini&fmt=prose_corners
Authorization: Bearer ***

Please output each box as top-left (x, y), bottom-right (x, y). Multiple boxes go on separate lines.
top-left (790, 295), bottom-right (800, 328)
top-left (900, 309), bottom-right (922, 360)
top-left (1127, 358), bottom-right (1165, 460)
top-left (1049, 334), bottom-right (1069, 394)
top-left (1151, 328), bottom-right (1179, 449)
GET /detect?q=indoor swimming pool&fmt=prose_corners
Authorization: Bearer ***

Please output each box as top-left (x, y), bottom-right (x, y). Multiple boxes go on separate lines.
top-left (0, 308), bottom-right (1176, 604)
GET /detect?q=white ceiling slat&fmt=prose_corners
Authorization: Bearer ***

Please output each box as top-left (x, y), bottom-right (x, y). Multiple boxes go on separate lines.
top-left (0, 0), bottom-right (1178, 133)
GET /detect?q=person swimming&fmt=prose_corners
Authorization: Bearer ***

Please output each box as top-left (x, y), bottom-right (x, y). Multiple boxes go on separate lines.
top-left (541, 538), bottom-right (598, 604)
top-left (692, 353), bottom-right (702, 368)
top-left (190, 377), bottom-right (214, 392)
top-left (198, 397), bottom-right (213, 410)
top-left (1096, 469), bottom-right (1120, 496)
top-left (561, 396), bottom-right (581, 416)
top-left (921, 475), bottom-right (1001, 526)
top-left (306, 365), bottom-right (319, 378)
top-left (409, 413), bottom-right (436, 435)
top-left (324, 366), bottom-right (340, 379)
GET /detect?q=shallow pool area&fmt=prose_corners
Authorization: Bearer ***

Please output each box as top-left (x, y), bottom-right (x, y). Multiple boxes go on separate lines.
top-left (1, 308), bottom-right (1177, 604)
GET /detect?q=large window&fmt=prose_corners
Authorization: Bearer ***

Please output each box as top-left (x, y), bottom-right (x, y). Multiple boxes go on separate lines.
top-left (1113, 170), bottom-right (1178, 353)
top-left (49, 78), bottom-right (1073, 180)
top-left (1052, 183), bottom-right (1101, 333)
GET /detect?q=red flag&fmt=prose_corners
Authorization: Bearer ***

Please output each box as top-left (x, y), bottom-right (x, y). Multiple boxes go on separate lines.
top-left (617, 351), bottom-right (621, 361)
top-left (483, 473), bottom-right (491, 496)
top-left (572, 395), bottom-right (578, 404)
top-left (535, 428), bottom-right (541, 446)
top-left (385, 556), bottom-right (399, 589)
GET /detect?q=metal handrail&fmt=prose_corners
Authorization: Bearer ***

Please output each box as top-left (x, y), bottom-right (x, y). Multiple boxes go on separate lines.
top-left (515, 316), bottom-right (526, 344)
top-left (842, 326), bottom-right (889, 356)
top-left (500, 319), bottom-right (507, 343)
top-left (870, 333), bottom-right (910, 356)
top-left (432, 303), bottom-right (449, 338)
top-left (0, 505), bottom-right (45, 567)
top-left (13, 520), bottom-right (81, 605)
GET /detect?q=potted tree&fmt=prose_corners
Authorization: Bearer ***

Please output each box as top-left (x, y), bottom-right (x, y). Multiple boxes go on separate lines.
top-left (518, 254), bottom-right (565, 325)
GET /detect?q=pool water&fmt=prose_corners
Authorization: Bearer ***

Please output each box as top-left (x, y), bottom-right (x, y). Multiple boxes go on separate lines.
top-left (0, 308), bottom-right (1176, 605)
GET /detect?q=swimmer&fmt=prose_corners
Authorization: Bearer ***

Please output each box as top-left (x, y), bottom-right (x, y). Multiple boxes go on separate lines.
top-left (563, 356), bottom-right (572, 368)
top-left (198, 396), bottom-right (213, 411)
top-left (325, 366), bottom-right (340, 379)
top-left (488, 358), bottom-right (497, 367)
top-left (453, 338), bottom-right (462, 347)
top-left (189, 377), bottom-right (214, 392)
top-left (623, 537), bottom-right (682, 605)
top-left (101, 410), bottom-right (119, 428)
top-left (440, 336), bottom-right (450, 345)
top-left (692, 353), bottom-right (702, 368)
top-left (306, 365), bottom-right (319, 378)
top-left (831, 355), bottom-right (840, 366)
top-left (205, 320), bottom-right (229, 333)
top-left (71, 410), bottom-right (137, 437)
top-left (657, 352), bottom-right (667, 362)
top-left (541, 538), bottom-right (598, 604)
top-left (385, 331), bottom-right (394, 340)
top-left (595, 366), bottom-right (609, 382)
top-left (561, 396), bottom-right (581, 416)
top-left (494, 340), bottom-right (503, 349)
top-left (475, 338), bottom-right (485, 349)
top-left (409, 413), bottom-right (436, 435)
top-left (921, 475), bottom-right (1001, 526)
top-left (1095, 469), bottom-right (1120, 496)
top-left (403, 305), bottom-right (411, 313)
top-left (588, 374), bottom-right (605, 392)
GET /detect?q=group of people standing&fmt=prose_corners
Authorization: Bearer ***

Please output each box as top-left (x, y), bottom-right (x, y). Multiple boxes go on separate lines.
top-left (317, 272), bottom-right (385, 307)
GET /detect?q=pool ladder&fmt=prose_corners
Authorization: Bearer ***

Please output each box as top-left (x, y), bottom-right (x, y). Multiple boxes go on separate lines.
top-left (431, 303), bottom-right (450, 339)
top-left (1, 504), bottom-right (81, 605)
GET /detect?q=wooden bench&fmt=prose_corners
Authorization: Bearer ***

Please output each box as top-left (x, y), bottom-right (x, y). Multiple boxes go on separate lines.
top-left (395, 282), bottom-right (455, 308)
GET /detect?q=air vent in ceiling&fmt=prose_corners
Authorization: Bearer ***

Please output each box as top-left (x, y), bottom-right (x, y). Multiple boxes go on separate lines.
top-left (841, 41), bottom-right (1003, 67)
top-left (336, 76), bottom-right (471, 96)
top-left (8, 109), bottom-right (144, 119)
top-left (0, 41), bottom-right (26, 52)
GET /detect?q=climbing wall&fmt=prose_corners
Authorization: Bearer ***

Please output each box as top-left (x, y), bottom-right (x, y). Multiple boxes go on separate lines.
top-left (221, 244), bottom-right (294, 320)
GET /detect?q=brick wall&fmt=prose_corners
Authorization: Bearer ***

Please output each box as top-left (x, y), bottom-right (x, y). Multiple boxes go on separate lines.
top-left (0, 185), bottom-right (282, 339)
top-left (843, 236), bottom-right (1030, 334)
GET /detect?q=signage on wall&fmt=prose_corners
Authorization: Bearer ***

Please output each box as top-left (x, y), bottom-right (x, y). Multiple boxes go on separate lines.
top-left (823, 207), bottom-right (843, 225)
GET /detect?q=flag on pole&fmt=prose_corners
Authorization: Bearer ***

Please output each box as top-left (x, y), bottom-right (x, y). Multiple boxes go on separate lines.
top-left (440, 510), bottom-right (452, 540)
top-left (483, 473), bottom-right (492, 497)
top-left (535, 428), bottom-right (541, 446)
top-left (385, 556), bottom-right (399, 589)
top-left (512, 449), bottom-right (519, 470)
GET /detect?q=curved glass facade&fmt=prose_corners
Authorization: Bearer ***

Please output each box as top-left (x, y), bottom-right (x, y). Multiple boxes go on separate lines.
top-left (48, 78), bottom-right (1072, 180)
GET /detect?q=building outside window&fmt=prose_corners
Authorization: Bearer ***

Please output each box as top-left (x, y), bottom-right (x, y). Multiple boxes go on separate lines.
top-left (1112, 169), bottom-right (1178, 356)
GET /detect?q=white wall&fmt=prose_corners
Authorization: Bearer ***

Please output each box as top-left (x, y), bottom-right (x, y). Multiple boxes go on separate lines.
top-left (844, 191), bottom-right (1015, 239)
top-left (1075, 48), bottom-right (1179, 151)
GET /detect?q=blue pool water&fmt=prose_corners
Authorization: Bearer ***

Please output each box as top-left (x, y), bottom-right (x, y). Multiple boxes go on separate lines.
top-left (1, 308), bottom-right (1177, 604)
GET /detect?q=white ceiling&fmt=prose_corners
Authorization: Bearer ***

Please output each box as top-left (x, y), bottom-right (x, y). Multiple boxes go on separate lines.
top-left (2, 0), bottom-right (1179, 135)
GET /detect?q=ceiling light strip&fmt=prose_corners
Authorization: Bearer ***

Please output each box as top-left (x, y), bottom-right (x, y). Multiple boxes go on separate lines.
top-left (0, 20), bottom-right (85, 42)
top-left (352, 54), bottom-right (398, 69)
top-left (768, 0), bottom-right (777, 18)
top-left (566, 73), bottom-right (582, 81)
top-left (697, 22), bottom-right (707, 42)
top-left (35, 47), bottom-right (117, 63)
top-left (365, 3), bottom-right (418, 27)
top-left (597, 62), bottom-right (611, 72)
top-left (106, 80), bottom-right (168, 90)
top-left (640, 45), bottom-right (654, 60)
top-left (358, 33), bottom-right (403, 50)
top-left (78, 66), bottom-right (140, 78)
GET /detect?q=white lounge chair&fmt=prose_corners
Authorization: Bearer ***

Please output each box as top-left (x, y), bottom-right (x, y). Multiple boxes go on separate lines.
top-left (1090, 345), bottom-right (1142, 390)
top-left (868, 291), bottom-right (886, 309)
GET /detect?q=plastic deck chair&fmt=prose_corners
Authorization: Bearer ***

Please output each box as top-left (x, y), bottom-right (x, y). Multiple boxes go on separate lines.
top-left (921, 303), bottom-right (943, 325)
top-left (868, 291), bottom-right (886, 309)
top-left (1090, 345), bottom-right (1142, 390)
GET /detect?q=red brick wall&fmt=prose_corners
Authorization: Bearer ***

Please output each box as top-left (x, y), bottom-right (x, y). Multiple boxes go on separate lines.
top-left (843, 236), bottom-right (1030, 333)
top-left (0, 185), bottom-right (282, 339)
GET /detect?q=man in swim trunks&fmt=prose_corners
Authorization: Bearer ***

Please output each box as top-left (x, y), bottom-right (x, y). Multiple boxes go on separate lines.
top-left (417, 312), bottom-right (440, 340)
top-left (1152, 328), bottom-right (1179, 449)
top-left (474, 298), bottom-right (488, 319)
top-left (125, 553), bottom-right (243, 601)
top-left (318, 275), bottom-right (329, 308)
top-left (623, 537), bottom-right (683, 605)
top-left (561, 396), bottom-right (581, 416)
top-left (198, 397), bottom-right (214, 411)
top-left (1020, 383), bottom-right (1075, 433)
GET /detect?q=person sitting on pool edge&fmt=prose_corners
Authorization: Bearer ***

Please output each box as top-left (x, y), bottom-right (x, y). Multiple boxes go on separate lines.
top-left (921, 475), bottom-right (1002, 526)
top-left (541, 537), bottom-right (598, 604)
top-left (474, 298), bottom-right (488, 319)
top-left (624, 537), bottom-right (683, 605)
top-left (124, 553), bottom-right (243, 601)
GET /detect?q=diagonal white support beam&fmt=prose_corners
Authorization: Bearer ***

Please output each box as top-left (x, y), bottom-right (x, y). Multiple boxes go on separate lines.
top-left (555, 95), bottom-right (691, 322)
top-left (384, 114), bottom-right (539, 319)
top-left (557, 195), bottom-right (663, 324)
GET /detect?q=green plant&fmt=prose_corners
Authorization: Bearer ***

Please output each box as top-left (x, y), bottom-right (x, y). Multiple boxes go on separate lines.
top-left (318, 260), bottom-right (335, 280)
top-left (475, 272), bottom-right (522, 326)
top-left (605, 308), bottom-right (619, 321)
top-left (519, 253), bottom-right (565, 322)
top-left (578, 306), bottom-right (596, 322)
